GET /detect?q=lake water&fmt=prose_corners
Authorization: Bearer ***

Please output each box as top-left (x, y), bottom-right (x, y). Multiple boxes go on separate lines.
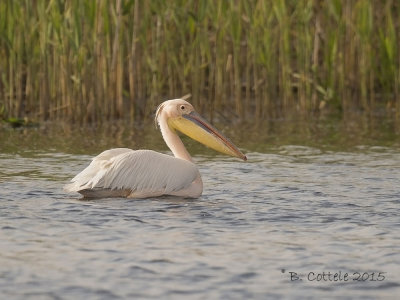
top-left (1, 115), bottom-right (400, 299)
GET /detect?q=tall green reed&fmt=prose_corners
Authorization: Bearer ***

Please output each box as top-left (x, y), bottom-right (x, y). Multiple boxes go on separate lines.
top-left (0, 0), bottom-right (399, 123)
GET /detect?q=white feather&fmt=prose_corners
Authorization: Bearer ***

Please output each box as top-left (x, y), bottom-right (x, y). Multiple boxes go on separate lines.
top-left (64, 149), bottom-right (199, 197)
top-left (64, 99), bottom-right (245, 199)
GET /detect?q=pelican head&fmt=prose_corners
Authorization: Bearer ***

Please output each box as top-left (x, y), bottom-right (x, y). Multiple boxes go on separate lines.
top-left (156, 99), bottom-right (247, 161)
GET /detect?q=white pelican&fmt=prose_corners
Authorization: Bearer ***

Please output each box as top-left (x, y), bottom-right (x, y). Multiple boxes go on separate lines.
top-left (64, 99), bottom-right (246, 198)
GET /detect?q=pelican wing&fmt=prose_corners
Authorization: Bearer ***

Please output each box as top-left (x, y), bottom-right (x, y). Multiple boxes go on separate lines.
top-left (64, 149), bottom-right (199, 196)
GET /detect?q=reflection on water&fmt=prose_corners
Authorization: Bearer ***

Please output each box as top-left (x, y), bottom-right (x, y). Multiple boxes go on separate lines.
top-left (1, 114), bottom-right (400, 299)
top-left (1, 112), bottom-right (399, 156)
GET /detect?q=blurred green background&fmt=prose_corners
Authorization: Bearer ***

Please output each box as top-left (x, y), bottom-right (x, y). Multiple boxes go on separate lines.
top-left (0, 0), bottom-right (399, 123)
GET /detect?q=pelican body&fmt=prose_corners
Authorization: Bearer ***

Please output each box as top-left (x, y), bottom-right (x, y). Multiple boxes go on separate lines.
top-left (64, 99), bottom-right (246, 198)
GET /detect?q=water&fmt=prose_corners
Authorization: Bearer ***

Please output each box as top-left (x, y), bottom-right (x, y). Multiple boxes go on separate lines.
top-left (1, 117), bottom-right (400, 299)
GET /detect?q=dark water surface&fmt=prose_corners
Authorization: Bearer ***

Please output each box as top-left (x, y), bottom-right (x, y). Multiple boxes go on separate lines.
top-left (1, 116), bottom-right (400, 299)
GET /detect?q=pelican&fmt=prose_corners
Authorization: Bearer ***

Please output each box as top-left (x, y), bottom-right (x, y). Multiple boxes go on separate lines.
top-left (64, 99), bottom-right (246, 198)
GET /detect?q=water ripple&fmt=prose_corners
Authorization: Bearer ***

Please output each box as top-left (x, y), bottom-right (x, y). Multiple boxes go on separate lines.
top-left (1, 147), bottom-right (399, 299)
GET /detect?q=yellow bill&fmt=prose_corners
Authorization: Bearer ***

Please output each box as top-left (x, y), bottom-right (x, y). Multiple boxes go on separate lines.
top-left (168, 111), bottom-right (247, 161)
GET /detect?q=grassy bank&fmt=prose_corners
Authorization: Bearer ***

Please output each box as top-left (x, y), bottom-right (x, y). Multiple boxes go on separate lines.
top-left (0, 0), bottom-right (399, 123)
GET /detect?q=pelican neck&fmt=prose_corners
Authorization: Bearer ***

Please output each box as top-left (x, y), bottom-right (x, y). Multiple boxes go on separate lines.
top-left (159, 118), bottom-right (193, 162)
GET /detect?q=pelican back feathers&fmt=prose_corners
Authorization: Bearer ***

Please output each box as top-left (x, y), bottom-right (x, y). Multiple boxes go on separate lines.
top-left (64, 148), bottom-right (199, 198)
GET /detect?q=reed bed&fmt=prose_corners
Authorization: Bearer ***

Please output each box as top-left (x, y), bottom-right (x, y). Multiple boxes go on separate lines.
top-left (0, 0), bottom-right (399, 123)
